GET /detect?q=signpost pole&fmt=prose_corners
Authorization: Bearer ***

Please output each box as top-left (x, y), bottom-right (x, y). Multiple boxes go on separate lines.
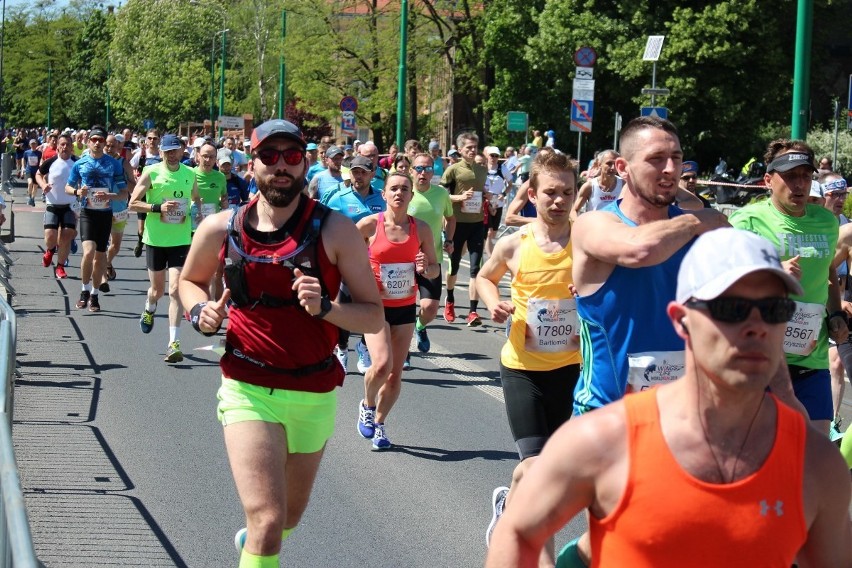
top-left (577, 132), bottom-right (582, 172)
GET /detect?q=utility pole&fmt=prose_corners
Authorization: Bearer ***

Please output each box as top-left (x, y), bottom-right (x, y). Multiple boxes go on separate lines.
top-left (47, 63), bottom-right (52, 130)
top-left (278, 10), bottom-right (286, 119)
top-left (218, 29), bottom-right (227, 139)
top-left (791, 0), bottom-right (813, 139)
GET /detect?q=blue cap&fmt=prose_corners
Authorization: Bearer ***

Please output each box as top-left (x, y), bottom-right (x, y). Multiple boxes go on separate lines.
top-left (306, 142), bottom-right (318, 151)
top-left (344, 144), bottom-right (353, 151)
top-left (160, 134), bottom-right (182, 151)
top-left (546, 130), bottom-right (554, 137)
top-left (682, 161), bottom-right (699, 175)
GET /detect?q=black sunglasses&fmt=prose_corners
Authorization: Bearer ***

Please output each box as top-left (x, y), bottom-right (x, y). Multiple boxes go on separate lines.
top-left (685, 297), bottom-right (796, 324)
top-left (255, 148), bottom-right (305, 167)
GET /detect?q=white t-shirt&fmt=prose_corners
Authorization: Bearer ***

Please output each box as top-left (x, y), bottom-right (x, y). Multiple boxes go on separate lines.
top-left (44, 157), bottom-right (77, 206)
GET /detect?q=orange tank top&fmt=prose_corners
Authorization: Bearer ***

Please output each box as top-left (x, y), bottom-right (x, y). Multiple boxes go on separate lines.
top-left (589, 389), bottom-right (807, 568)
top-left (369, 212), bottom-right (420, 308)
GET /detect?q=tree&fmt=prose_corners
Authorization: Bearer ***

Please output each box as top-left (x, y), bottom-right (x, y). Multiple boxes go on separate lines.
top-left (65, 8), bottom-right (114, 128)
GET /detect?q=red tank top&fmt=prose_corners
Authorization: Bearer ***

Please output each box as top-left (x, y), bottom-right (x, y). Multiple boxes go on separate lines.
top-left (220, 198), bottom-right (343, 392)
top-left (589, 389), bottom-right (807, 567)
top-left (369, 212), bottom-right (420, 308)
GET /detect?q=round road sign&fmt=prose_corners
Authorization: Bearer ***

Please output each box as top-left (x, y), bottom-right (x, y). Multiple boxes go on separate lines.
top-left (573, 47), bottom-right (597, 67)
top-left (340, 96), bottom-right (358, 112)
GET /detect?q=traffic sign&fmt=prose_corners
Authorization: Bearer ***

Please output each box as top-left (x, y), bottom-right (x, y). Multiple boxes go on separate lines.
top-left (340, 96), bottom-right (358, 112)
top-left (143, 118), bottom-right (155, 130)
top-left (640, 107), bottom-right (669, 119)
top-left (573, 46), bottom-right (597, 67)
top-left (572, 78), bottom-right (595, 101)
top-left (570, 100), bottom-right (593, 133)
top-left (506, 111), bottom-right (528, 132)
top-left (642, 36), bottom-right (665, 61)
top-left (575, 66), bottom-right (594, 79)
top-left (641, 87), bottom-right (670, 96)
top-left (217, 115), bottom-right (243, 129)
top-left (341, 111), bottom-right (356, 135)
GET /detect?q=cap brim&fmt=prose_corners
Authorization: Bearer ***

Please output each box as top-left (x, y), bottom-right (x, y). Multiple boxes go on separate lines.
top-left (688, 266), bottom-right (804, 302)
top-left (771, 161), bottom-right (817, 173)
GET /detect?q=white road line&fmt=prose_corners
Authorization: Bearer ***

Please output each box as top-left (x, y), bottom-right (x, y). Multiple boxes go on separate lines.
top-left (414, 340), bottom-right (505, 404)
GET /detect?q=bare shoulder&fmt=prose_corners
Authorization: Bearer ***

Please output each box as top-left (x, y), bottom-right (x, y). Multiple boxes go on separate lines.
top-left (547, 401), bottom-right (628, 474)
top-left (804, 426), bottom-right (850, 497)
top-left (572, 208), bottom-right (621, 241)
top-left (322, 209), bottom-right (361, 239)
top-left (839, 223), bottom-right (852, 246)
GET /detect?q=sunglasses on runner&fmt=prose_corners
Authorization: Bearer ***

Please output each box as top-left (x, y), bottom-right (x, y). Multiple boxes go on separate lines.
top-left (684, 297), bottom-right (796, 324)
top-left (255, 147), bottom-right (305, 166)
top-left (413, 165), bottom-right (434, 173)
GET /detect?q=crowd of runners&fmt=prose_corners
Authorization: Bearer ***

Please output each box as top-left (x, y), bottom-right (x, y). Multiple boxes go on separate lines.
top-left (8, 116), bottom-right (852, 566)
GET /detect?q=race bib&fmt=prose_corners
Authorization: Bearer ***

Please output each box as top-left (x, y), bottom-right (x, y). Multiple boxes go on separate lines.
top-left (112, 209), bottom-right (129, 223)
top-left (461, 191), bottom-right (483, 214)
top-left (201, 203), bottom-right (218, 217)
top-left (627, 351), bottom-right (686, 392)
top-left (27, 155), bottom-right (39, 167)
top-left (70, 200), bottom-right (82, 215)
top-left (162, 198), bottom-right (188, 224)
top-left (86, 189), bottom-right (111, 210)
top-left (525, 297), bottom-right (579, 352)
top-left (380, 262), bottom-right (415, 299)
top-left (783, 301), bottom-right (823, 356)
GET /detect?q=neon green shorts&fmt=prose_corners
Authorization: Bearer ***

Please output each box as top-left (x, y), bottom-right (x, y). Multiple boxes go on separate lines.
top-left (111, 220), bottom-right (127, 233)
top-left (216, 376), bottom-right (337, 454)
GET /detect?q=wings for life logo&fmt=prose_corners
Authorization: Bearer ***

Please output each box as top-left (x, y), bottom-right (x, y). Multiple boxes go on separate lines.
top-left (628, 351), bottom-right (686, 391)
top-left (536, 302), bottom-right (573, 323)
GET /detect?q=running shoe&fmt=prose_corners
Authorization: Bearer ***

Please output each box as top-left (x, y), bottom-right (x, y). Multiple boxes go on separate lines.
top-left (42, 248), bottom-right (53, 267)
top-left (70, 239), bottom-right (78, 254)
top-left (234, 527), bottom-right (247, 553)
top-left (334, 346), bottom-right (349, 372)
top-left (830, 416), bottom-right (844, 444)
top-left (75, 290), bottom-right (90, 309)
top-left (486, 486), bottom-right (510, 547)
top-left (415, 327), bottom-right (430, 353)
top-left (356, 339), bottom-right (372, 374)
top-left (403, 353), bottom-right (411, 371)
top-left (444, 301), bottom-right (456, 323)
top-left (371, 423), bottom-right (391, 451)
top-left (88, 294), bottom-right (101, 313)
top-left (133, 240), bottom-right (143, 258)
top-left (54, 265), bottom-right (67, 279)
top-left (164, 341), bottom-right (184, 363)
top-left (63, 258), bottom-right (69, 267)
top-left (466, 312), bottom-right (482, 327)
top-left (27, 197), bottom-right (35, 207)
top-left (140, 310), bottom-right (155, 333)
top-left (98, 282), bottom-right (110, 293)
top-left (106, 265), bottom-right (117, 281)
top-left (358, 400), bottom-right (376, 439)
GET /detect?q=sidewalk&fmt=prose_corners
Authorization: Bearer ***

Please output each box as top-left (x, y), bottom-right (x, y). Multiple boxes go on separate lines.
top-left (7, 184), bottom-right (183, 566)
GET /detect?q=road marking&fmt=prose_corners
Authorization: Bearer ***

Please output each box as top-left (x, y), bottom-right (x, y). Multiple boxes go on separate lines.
top-left (414, 339), bottom-right (505, 404)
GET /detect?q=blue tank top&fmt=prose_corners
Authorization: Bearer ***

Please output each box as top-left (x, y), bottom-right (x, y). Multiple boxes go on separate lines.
top-left (573, 200), bottom-right (692, 414)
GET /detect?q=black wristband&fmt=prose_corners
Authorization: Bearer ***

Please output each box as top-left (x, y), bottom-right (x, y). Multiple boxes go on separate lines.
top-left (829, 310), bottom-right (849, 325)
top-left (190, 302), bottom-right (220, 336)
top-left (151, 203), bottom-right (162, 213)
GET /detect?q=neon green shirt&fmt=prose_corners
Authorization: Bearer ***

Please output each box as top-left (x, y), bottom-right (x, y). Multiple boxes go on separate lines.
top-left (194, 168), bottom-right (227, 214)
top-left (143, 162), bottom-right (195, 247)
top-left (409, 184), bottom-right (453, 262)
top-left (730, 200), bottom-right (839, 369)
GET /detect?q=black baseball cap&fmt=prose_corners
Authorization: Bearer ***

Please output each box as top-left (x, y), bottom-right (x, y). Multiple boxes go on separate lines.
top-left (250, 119), bottom-right (306, 152)
top-left (349, 156), bottom-right (374, 172)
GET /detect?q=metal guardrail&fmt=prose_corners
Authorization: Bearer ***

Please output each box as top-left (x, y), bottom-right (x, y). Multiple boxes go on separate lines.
top-left (0, 252), bottom-right (37, 567)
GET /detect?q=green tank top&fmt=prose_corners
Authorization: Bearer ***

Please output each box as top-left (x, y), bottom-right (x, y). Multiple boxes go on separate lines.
top-left (143, 162), bottom-right (195, 247)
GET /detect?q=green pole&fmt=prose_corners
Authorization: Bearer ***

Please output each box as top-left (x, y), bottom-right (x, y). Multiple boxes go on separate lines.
top-left (791, 0), bottom-right (813, 139)
top-left (218, 30), bottom-right (227, 138)
top-left (278, 11), bottom-right (286, 119)
top-left (105, 60), bottom-right (110, 129)
top-left (395, 0), bottom-right (408, 147)
top-left (46, 63), bottom-right (51, 131)
top-left (210, 35), bottom-right (215, 128)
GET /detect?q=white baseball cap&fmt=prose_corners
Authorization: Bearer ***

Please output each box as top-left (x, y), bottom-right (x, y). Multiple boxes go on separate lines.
top-left (483, 145), bottom-right (500, 156)
top-left (676, 228), bottom-right (803, 303)
top-left (809, 180), bottom-right (824, 199)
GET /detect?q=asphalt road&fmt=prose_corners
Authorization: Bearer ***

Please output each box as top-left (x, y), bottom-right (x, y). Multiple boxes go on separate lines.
top-left (6, 180), bottom-right (585, 567)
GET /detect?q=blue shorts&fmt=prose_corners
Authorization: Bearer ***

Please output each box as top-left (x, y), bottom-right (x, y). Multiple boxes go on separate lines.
top-left (790, 367), bottom-right (832, 421)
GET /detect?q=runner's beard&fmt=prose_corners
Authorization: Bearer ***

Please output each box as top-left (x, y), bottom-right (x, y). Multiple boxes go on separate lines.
top-left (257, 173), bottom-right (304, 207)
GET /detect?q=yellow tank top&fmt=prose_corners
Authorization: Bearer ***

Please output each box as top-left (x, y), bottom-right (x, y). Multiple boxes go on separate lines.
top-left (500, 225), bottom-right (582, 371)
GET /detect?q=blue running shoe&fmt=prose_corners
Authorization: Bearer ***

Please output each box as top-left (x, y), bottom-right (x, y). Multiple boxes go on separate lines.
top-left (415, 327), bottom-right (430, 353)
top-left (70, 239), bottom-right (78, 255)
top-left (140, 310), bottom-right (155, 333)
top-left (234, 527), bottom-right (247, 553)
top-left (358, 400), bottom-right (375, 438)
top-left (356, 339), bottom-right (372, 374)
top-left (403, 353), bottom-right (411, 371)
top-left (371, 422), bottom-right (391, 450)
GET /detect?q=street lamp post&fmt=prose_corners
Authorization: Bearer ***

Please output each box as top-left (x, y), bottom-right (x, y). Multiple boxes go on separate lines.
top-left (210, 28), bottom-right (229, 134)
top-left (0, 0), bottom-right (6, 129)
top-left (105, 60), bottom-right (110, 129)
top-left (395, 0), bottom-right (409, 147)
top-left (218, 29), bottom-right (227, 139)
top-left (278, 11), bottom-right (286, 119)
top-left (47, 63), bottom-right (52, 131)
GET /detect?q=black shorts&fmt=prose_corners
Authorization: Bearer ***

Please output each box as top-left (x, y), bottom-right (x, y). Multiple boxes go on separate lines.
top-left (27, 170), bottom-right (38, 182)
top-left (384, 304), bottom-right (416, 326)
top-left (487, 207), bottom-right (503, 230)
top-left (500, 362), bottom-right (581, 460)
top-left (449, 221), bottom-right (485, 277)
top-left (44, 205), bottom-right (77, 230)
top-left (79, 209), bottom-right (113, 252)
top-left (146, 244), bottom-right (190, 272)
top-left (416, 267), bottom-right (443, 301)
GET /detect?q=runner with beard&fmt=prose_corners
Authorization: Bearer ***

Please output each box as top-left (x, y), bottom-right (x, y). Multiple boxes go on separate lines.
top-left (179, 119), bottom-right (382, 567)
